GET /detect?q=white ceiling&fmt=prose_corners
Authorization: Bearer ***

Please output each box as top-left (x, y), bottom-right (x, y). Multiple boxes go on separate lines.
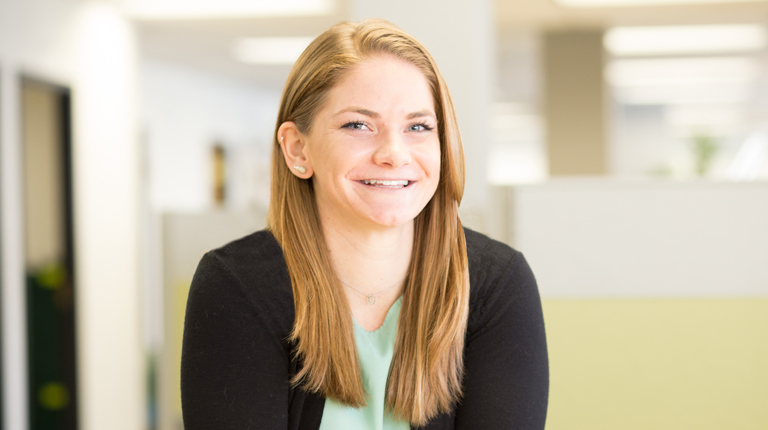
top-left (137, 14), bottom-right (345, 86)
top-left (135, 0), bottom-right (768, 87)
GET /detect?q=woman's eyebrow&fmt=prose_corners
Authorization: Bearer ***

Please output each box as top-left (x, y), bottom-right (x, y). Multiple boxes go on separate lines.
top-left (333, 107), bottom-right (436, 120)
top-left (406, 110), bottom-right (436, 120)
top-left (334, 106), bottom-right (380, 118)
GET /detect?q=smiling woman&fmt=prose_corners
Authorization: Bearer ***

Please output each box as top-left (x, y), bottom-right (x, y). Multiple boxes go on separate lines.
top-left (180, 19), bottom-right (549, 430)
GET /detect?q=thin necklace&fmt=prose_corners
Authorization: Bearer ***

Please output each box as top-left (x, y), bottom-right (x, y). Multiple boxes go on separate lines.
top-left (338, 277), bottom-right (406, 305)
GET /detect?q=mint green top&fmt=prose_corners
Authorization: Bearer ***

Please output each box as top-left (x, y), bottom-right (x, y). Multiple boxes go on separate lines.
top-left (318, 297), bottom-right (410, 430)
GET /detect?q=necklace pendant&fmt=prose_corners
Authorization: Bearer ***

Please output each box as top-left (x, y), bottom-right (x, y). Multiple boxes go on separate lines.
top-left (366, 295), bottom-right (377, 305)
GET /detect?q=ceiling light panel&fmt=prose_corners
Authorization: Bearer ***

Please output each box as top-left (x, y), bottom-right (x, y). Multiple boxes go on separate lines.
top-left (232, 37), bottom-right (315, 65)
top-left (605, 25), bottom-right (768, 56)
top-left (606, 57), bottom-right (761, 87)
top-left (614, 83), bottom-right (752, 105)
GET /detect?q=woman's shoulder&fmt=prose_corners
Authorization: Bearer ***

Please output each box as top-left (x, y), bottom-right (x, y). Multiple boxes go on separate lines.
top-left (463, 227), bottom-right (527, 287)
top-left (463, 227), bottom-right (540, 332)
top-left (191, 229), bottom-right (295, 326)
top-left (205, 229), bottom-right (287, 278)
top-left (463, 227), bottom-right (521, 272)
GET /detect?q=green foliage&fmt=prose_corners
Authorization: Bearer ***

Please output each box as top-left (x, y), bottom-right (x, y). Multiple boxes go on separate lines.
top-left (691, 134), bottom-right (719, 176)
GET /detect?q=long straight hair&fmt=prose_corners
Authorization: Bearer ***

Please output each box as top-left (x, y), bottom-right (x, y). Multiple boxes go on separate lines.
top-left (266, 19), bottom-right (469, 426)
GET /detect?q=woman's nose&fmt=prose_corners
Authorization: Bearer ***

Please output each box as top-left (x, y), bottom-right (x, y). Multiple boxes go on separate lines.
top-left (372, 129), bottom-right (412, 168)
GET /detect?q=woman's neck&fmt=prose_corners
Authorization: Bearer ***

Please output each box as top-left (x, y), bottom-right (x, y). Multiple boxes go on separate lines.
top-left (321, 218), bottom-right (413, 299)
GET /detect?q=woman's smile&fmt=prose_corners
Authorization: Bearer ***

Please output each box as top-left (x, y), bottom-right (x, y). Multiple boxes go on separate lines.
top-left (360, 179), bottom-right (410, 187)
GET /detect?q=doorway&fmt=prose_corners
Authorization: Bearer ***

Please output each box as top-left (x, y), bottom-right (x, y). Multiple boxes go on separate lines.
top-left (21, 77), bottom-right (78, 430)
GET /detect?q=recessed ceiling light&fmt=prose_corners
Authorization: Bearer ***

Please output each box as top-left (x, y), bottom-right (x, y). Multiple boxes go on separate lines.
top-left (605, 25), bottom-right (767, 56)
top-left (232, 37), bottom-right (315, 65)
top-left (123, 0), bottom-right (334, 20)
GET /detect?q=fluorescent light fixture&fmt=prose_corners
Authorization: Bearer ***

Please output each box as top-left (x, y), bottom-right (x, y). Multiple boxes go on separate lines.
top-left (123, 0), bottom-right (334, 20)
top-left (606, 57), bottom-right (761, 87)
top-left (614, 83), bottom-right (752, 105)
top-left (558, 0), bottom-right (764, 8)
top-left (232, 37), bottom-right (315, 65)
top-left (607, 57), bottom-right (759, 105)
top-left (608, 56), bottom-right (760, 104)
top-left (605, 25), bottom-right (767, 56)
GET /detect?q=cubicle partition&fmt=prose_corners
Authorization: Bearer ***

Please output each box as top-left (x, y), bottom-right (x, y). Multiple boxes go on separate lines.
top-left (508, 179), bottom-right (768, 430)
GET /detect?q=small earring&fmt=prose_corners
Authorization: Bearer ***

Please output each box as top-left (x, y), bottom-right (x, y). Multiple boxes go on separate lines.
top-left (293, 165), bottom-right (307, 174)
top-left (279, 136), bottom-right (284, 143)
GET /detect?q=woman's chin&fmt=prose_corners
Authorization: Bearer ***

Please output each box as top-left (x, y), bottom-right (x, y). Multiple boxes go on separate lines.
top-left (361, 210), bottom-right (419, 230)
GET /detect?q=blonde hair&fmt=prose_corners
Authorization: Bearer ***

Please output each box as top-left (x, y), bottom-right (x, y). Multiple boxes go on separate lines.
top-left (266, 19), bottom-right (469, 426)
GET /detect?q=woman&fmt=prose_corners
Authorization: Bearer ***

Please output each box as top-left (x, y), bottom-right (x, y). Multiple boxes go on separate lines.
top-left (181, 19), bottom-right (548, 430)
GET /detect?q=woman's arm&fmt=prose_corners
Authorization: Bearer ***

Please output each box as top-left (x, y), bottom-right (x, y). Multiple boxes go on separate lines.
top-left (454, 251), bottom-right (549, 429)
top-left (181, 251), bottom-right (292, 429)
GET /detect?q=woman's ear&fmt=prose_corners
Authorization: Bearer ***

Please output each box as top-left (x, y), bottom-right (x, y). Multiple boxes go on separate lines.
top-left (277, 122), bottom-right (313, 179)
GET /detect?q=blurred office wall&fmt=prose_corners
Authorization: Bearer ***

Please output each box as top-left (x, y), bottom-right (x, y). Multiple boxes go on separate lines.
top-left (140, 59), bottom-right (278, 212)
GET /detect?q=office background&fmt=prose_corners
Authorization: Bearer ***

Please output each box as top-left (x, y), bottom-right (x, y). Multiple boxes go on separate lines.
top-left (1, 0), bottom-right (767, 429)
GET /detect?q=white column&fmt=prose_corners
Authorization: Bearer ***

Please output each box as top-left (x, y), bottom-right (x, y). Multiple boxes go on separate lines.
top-left (348, 0), bottom-right (496, 233)
top-left (0, 60), bottom-right (31, 430)
top-left (1, 1), bottom-right (29, 427)
top-left (72, 4), bottom-right (144, 430)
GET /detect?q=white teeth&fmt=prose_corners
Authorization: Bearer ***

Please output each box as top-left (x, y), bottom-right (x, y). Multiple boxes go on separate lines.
top-left (363, 179), bottom-right (409, 186)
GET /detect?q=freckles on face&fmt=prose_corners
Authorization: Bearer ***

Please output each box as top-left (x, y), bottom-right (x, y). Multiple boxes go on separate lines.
top-left (303, 54), bottom-right (441, 229)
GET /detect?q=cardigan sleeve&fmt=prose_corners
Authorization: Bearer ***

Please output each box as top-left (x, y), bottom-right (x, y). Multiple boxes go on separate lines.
top-left (454, 251), bottom-right (549, 429)
top-left (180, 251), bottom-right (292, 430)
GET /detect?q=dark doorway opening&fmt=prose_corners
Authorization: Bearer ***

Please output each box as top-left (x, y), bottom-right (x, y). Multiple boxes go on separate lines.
top-left (21, 77), bottom-right (78, 430)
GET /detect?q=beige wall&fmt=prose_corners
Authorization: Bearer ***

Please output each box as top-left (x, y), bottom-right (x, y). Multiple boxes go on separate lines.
top-left (544, 298), bottom-right (768, 430)
top-left (543, 29), bottom-right (608, 175)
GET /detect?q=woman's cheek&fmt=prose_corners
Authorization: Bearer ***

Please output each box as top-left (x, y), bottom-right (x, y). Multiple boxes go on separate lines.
top-left (417, 143), bottom-right (441, 176)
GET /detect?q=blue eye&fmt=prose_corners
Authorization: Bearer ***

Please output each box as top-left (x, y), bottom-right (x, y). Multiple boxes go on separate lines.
top-left (409, 123), bottom-right (433, 132)
top-left (342, 121), bottom-right (369, 131)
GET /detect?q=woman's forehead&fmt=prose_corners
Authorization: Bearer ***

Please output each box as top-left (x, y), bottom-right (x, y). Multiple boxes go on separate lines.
top-left (320, 55), bottom-right (436, 118)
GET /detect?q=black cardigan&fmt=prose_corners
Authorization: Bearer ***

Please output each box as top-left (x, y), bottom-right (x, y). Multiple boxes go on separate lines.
top-left (181, 228), bottom-right (549, 429)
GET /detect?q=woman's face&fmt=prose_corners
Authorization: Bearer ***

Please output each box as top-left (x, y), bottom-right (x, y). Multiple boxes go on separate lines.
top-left (302, 54), bottom-right (441, 230)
